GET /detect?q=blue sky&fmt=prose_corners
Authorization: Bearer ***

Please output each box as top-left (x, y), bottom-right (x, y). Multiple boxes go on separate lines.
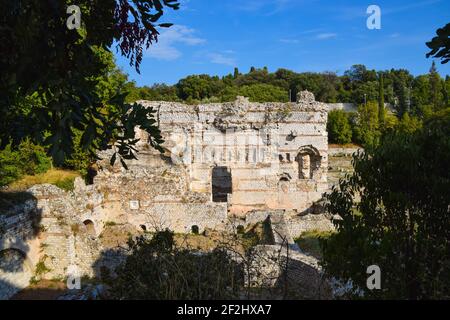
top-left (115, 0), bottom-right (450, 86)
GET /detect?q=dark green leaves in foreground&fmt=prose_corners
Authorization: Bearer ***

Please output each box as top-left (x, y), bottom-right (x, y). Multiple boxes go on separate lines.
top-left (108, 103), bottom-right (164, 170)
top-left (321, 109), bottom-right (450, 299)
top-left (0, 1), bottom-right (178, 168)
top-left (426, 23), bottom-right (450, 64)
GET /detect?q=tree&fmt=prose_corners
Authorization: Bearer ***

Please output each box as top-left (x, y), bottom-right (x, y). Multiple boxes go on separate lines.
top-left (387, 69), bottom-right (414, 116)
top-left (429, 61), bottom-right (444, 111)
top-left (291, 72), bottom-right (339, 103)
top-left (378, 72), bottom-right (385, 126)
top-left (353, 102), bottom-right (380, 147)
top-left (327, 110), bottom-right (352, 145)
top-left (1, 0), bottom-right (179, 165)
top-left (426, 23), bottom-right (450, 64)
top-left (176, 75), bottom-right (225, 102)
top-left (411, 75), bottom-right (432, 117)
top-left (236, 84), bottom-right (288, 103)
top-left (233, 67), bottom-right (240, 79)
top-left (444, 76), bottom-right (450, 108)
top-left (396, 113), bottom-right (422, 135)
top-left (344, 65), bottom-right (369, 83)
top-left (322, 110), bottom-right (450, 299)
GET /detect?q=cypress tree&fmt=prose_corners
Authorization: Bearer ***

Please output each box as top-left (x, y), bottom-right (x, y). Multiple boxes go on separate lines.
top-left (233, 67), bottom-right (239, 79)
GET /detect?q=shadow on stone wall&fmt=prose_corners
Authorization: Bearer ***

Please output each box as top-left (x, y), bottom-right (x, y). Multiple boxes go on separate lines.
top-left (0, 191), bottom-right (42, 300)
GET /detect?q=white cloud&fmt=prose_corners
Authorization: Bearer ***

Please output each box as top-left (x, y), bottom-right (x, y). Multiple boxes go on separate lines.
top-left (146, 25), bottom-right (206, 61)
top-left (316, 33), bottom-right (337, 40)
top-left (236, 0), bottom-right (314, 15)
top-left (280, 38), bottom-right (300, 44)
top-left (208, 53), bottom-right (236, 66)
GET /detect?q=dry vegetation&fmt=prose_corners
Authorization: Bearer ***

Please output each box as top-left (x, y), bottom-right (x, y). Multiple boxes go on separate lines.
top-left (7, 169), bottom-right (80, 192)
top-left (295, 230), bottom-right (334, 259)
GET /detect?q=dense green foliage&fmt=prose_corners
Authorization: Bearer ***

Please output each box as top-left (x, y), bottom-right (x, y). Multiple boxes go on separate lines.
top-left (427, 23), bottom-right (450, 64)
top-left (327, 110), bottom-right (352, 145)
top-left (122, 63), bottom-right (449, 150)
top-left (378, 73), bottom-right (385, 126)
top-left (126, 64), bottom-right (450, 115)
top-left (105, 230), bottom-right (242, 299)
top-left (0, 146), bottom-right (22, 187)
top-left (1, 0), bottom-right (178, 166)
top-left (353, 102), bottom-right (381, 147)
top-left (0, 140), bottom-right (52, 186)
top-left (321, 109), bottom-right (450, 299)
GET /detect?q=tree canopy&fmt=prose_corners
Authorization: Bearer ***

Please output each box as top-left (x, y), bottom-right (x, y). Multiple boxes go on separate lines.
top-left (126, 65), bottom-right (449, 115)
top-left (1, 0), bottom-right (180, 166)
top-left (322, 110), bottom-right (450, 299)
top-left (426, 22), bottom-right (450, 64)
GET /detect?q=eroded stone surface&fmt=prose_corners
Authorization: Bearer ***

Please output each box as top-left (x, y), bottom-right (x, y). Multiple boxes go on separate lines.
top-left (1, 92), bottom-right (336, 299)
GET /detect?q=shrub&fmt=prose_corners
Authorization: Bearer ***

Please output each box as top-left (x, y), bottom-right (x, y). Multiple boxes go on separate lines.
top-left (327, 110), bottom-right (352, 144)
top-left (17, 139), bottom-right (52, 175)
top-left (0, 145), bottom-right (22, 186)
top-left (63, 129), bottom-right (92, 177)
top-left (0, 140), bottom-right (52, 186)
top-left (108, 230), bottom-right (243, 299)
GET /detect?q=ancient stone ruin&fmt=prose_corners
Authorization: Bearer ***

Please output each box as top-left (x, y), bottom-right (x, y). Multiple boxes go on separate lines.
top-left (0, 91), bottom-right (335, 299)
top-left (93, 91), bottom-right (331, 235)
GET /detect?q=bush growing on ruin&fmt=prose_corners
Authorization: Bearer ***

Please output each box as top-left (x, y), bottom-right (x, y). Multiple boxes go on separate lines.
top-left (106, 230), bottom-right (243, 300)
top-left (321, 109), bottom-right (450, 299)
top-left (327, 110), bottom-right (353, 145)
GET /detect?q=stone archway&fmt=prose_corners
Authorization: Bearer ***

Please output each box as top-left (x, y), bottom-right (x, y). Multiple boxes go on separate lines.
top-left (0, 248), bottom-right (33, 300)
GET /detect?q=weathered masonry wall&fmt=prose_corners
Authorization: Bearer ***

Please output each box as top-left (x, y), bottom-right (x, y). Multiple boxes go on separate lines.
top-left (128, 91), bottom-right (328, 218)
top-left (1, 92), bottom-right (332, 299)
top-left (0, 197), bottom-right (41, 299)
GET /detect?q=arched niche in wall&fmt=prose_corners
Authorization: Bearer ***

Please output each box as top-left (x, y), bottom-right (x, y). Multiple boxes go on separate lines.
top-left (295, 145), bottom-right (322, 180)
top-left (278, 173), bottom-right (292, 193)
top-left (83, 220), bottom-right (96, 238)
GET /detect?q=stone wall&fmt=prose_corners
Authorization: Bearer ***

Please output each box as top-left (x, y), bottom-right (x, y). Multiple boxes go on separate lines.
top-left (0, 196), bottom-right (41, 299)
top-left (247, 245), bottom-right (332, 299)
top-left (0, 91), bottom-right (335, 299)
top-left (130, 92), bottom-right (328, 218)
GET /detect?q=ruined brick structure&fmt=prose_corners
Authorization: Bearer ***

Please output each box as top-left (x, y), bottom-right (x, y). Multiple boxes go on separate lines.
top-left (0, 91), bottom-right (334, 299)
top-left (94, 90), bottom-right (330, 235)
